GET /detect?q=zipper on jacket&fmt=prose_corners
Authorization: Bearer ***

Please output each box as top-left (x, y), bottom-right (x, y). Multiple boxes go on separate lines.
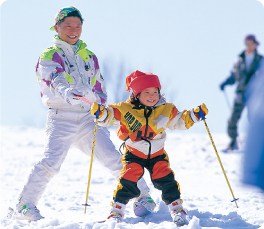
top-left (142, 138), bottom-right (151, 161)
top-left (143, 107), bottom-right (153, 137)
top-left (74, 54), bottom-right (86, 94)
top-left (60, 49), bottom-right (85, 91)
top-left (143, 107), bottom-right (153, 160)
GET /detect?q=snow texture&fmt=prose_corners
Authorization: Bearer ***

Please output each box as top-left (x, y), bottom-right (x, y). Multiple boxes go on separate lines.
top-left (1, 126), bottom-right (263, 229)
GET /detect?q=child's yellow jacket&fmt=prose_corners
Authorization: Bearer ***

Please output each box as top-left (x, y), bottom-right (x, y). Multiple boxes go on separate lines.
top-left (98, 99), bottom-right (198, 159)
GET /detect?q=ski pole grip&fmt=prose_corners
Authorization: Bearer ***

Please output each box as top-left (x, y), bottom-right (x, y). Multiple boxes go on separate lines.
top-left (198, 105), bottom-right (206, 120)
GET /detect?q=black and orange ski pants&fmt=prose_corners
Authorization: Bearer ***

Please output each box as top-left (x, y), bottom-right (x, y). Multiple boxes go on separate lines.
top-left (113, 150), bottom-right (181, 205)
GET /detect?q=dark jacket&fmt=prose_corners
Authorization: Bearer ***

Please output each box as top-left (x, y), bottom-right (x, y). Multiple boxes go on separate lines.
top-left (223, 50), bottom-right (262, 93)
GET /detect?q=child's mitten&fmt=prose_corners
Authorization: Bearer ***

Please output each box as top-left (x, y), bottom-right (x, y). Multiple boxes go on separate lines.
top-left (193, 103), bottom-right (208, 120)
top-left (91, 102), bottom-right (106, 119)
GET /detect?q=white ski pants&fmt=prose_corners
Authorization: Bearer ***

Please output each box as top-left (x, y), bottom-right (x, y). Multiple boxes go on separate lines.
top-left (19, 109), bottom-right (149, 205)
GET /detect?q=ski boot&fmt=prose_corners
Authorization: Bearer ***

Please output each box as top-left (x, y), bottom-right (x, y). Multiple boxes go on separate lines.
top-left (11, 199), bottom-right (44, 221)
top-left (107, 201), bottom-right (126, 223)
top-left (133, 192), bottom-right (156, 217)
top-left (169, 199), bottom-right (188, 226)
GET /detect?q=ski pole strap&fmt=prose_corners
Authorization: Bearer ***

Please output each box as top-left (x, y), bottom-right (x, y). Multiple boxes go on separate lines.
top-left (198, 105), bottom-right (206, 120)
top-left (75, 95), bottom-right (93, 105)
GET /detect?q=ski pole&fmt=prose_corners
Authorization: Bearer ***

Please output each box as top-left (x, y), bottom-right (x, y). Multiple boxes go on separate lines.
top-left (223, 89), bottom-right (231, 109)
top-left (77, 95), bottom-right (100, 213)
top-left (198, 107), bottom-right (239, 208)
top-left (83, 109), bottom-right (99, 213)
top-left (222, 90), bottom-right (241, 149)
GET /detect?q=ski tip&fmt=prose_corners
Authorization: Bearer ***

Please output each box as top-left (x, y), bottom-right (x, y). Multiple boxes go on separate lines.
top-left (222, 149), bottom-right (239, 154)
top-left (222, 149), bottom-right (233, 153)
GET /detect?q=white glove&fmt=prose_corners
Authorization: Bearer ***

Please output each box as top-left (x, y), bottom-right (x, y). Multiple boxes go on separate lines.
top-left (83, 87), bottom-right (102, 104)
top-left (59, 87), bottom-right (83, 105)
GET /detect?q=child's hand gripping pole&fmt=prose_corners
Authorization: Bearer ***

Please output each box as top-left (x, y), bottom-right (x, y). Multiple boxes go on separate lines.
top-left (198, 107), bottom-right (239, 208)
top-left (76, 95), bottom-right (100, 213)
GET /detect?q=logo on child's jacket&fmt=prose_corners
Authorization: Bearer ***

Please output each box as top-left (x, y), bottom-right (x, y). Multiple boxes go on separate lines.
top-left (124, 112), bottom-right (142, 132)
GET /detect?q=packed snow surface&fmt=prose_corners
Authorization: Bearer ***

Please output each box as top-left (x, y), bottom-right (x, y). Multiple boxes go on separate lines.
top-left (1, 126), bottom-right (263, 228)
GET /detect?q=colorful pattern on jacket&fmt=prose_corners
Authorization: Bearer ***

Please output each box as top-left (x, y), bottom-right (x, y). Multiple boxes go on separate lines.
top-left (99, 100), bottom-right (197, 159)
top-left (36, 35), bottom-right (107, 111)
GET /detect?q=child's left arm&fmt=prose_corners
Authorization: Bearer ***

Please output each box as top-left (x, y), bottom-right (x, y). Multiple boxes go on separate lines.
top-left (168, 103), bottom-right (208, 130)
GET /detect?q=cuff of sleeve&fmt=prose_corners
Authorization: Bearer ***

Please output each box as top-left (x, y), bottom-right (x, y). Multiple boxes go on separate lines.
top-left (190, 109), bottom-right (199, 123)
top-left (97, 108), bottom-right (108, 122)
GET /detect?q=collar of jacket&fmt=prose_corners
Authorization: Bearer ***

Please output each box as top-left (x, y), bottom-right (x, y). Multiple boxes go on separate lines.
top-left (53, 35), bottom-right (87, 54)
top-left (239, 50), bottom-right (260, 60)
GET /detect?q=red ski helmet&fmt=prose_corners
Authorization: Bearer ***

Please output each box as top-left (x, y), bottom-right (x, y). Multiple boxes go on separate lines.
top-left (126, 70), bottom-right (161, 96)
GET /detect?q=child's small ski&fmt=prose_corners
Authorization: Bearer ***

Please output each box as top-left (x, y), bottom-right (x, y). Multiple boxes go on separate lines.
top-left (96, 220), bottom-right (107, 223)
top-left (95, 219), bottom-right (128, 224)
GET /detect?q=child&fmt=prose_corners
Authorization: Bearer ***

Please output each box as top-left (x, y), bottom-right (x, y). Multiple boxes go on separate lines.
top-left (91, 70), bottom-right (208, 226)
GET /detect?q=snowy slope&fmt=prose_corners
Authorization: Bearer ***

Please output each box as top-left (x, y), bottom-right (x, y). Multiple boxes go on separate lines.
top-left (1, 126), bottom-right (263, 229)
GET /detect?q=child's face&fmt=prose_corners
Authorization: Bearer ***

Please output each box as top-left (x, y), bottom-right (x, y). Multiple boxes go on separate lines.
top-left (54, 17), bottom-right (82, 45)
top-left (137, 87), bottom-right (159, 107)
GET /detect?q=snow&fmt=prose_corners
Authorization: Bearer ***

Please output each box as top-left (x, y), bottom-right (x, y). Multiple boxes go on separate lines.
top-left (1, 126), bottom-right (263, 229)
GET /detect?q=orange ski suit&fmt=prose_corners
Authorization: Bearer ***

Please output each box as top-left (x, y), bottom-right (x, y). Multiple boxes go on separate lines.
top-left (98, 99), bottom-right (198, 204)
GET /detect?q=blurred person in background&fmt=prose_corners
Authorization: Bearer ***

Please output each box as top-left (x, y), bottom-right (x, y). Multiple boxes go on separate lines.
top-left (220, 35), bottom-right (262, 151)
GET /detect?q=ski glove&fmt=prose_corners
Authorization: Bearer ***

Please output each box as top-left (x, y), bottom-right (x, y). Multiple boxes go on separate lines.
top-left (220, 82), bottom-right (227, 91)
top-left (193, 103), bottom-right (208, 121)
top-left (91, 102), bottom-right (107, 120)
top-left (59, 87), bottom-right (83, 105)
top-left (220, 74), bottom-right (235, 90)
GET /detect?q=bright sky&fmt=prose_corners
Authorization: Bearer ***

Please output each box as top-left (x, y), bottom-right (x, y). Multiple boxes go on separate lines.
top-left (1, 0), bottom-right (264, 134)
